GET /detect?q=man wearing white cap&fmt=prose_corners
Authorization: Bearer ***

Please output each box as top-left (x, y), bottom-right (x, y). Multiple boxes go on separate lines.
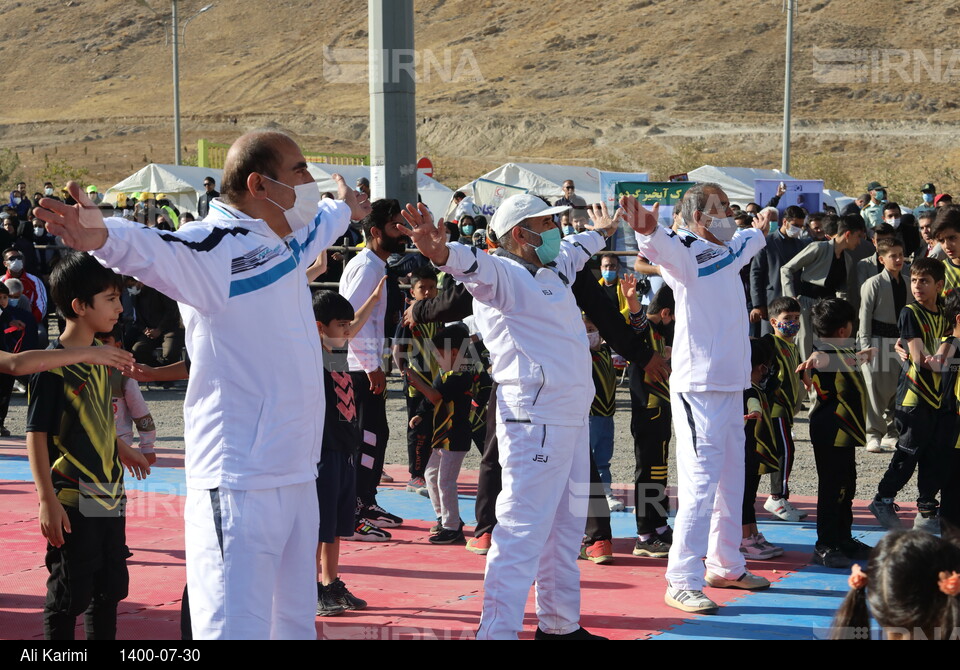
top-left (403, 194), bottom-right (622, 640)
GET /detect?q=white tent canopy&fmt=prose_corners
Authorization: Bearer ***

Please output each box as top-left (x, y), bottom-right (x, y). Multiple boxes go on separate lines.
top-left (455, 162), bottom-right (603, 208)
top-left (105, 164), bottom-right (223, 216)
top-left (306, 163), bottom-right (454, 218)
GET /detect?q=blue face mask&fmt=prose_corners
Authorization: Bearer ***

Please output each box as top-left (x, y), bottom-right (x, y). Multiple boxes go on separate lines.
top-left (563, 226), bottom-right (576, 236)
top-left (523, 226), bottom-right (562, 265)
top-left (601, 270), bottom-right (618, 283)
top-left (462, 225), bottom-right (475, 236)
top-left (924, 193), bottom-right (934, 204)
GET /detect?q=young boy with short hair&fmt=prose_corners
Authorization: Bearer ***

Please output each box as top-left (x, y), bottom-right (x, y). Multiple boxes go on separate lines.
top-left (392, 266), bottom-right (440, 495)
top-left (763, 296), bottom-right (807, 521)
top-left (857, 237), bottom-right (912, 454)
top-left (933, 206), bottom-right (960, 296)
top-left (313, 278), bottom-right (385, 615)
top-left (407, 324), bottom-right (491, 545)
top-left (626, 284), bottom-right (676, 557)
top-left (870, 257), bottom-right (950, 532)
top-left (800, 298), bottom-right (870, 568)
top-left (26, 252), bottom-right (149, 639)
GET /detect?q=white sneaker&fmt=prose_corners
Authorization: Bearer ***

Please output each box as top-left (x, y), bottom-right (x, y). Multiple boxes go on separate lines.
top-left (705, 570), bottom-right (771, 590)
top-left (880, 435), bottom-right (899, 451)
top-left (780, 498), bottom-right (808, 520)
top-left (740, 534), bottom-right (778, 559)
top-left (764, 495), bottom-right (801, 522)
top-left (664, 586), bottom-right (719, 614)
top-left (755, 532), bottom-right (784, 558)
top-left (866, 438), bottom-right (894, 453)
top-left (606, 493), bottom-right (625, 512)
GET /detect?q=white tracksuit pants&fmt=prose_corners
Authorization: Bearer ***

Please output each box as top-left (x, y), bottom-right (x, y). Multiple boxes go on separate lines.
top-left (477, 422), bottom-right (590, 640)
top-left (185, 480), bottom-right (319, 640)
top-left (666, 391), bottom-right (747, 590)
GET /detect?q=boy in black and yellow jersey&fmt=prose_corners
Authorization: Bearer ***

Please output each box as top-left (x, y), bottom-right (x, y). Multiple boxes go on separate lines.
top-left (934, 291), bottom-right (960, 538)
top-left (763, 296), bottom-right (807, 522)
top-left (407, 324), bottom-right (491, 545)
top-left (585, 314), bottom-right (619, 510)
top-left (25, 252), bottom-right (151, 640)
top-left (870, 257), bottom-right (949, 532)
top-left (626, 285), bottom-right (676, 558)
top-left (932, 206), bottom-right (960, 296)
top-left (800, 298), bottom-right (871, 569)
top-left (392, 265), bottom-right (440, 494)
top-left (741, 337), bottom-right (783, 560)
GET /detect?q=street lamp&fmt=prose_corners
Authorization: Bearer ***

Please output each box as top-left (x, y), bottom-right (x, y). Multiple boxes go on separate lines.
top-left (136, 1), bottom-right (216, 165)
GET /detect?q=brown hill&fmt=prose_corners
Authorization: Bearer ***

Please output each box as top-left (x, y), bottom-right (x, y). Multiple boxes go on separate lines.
top-left (2, 0), bottom-right (960, 200)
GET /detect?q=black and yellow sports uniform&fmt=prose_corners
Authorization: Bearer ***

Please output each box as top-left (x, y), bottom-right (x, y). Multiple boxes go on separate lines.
top-left (809, 343), bottom-right (866, 550)
top-left (943, 259), bottom-right (960, 297)
top-left (396, 321), bottom-right (441, 479)
top-left (876, 303), bottom-right (950, 516)
top-left (938, 336), bottom-right (960, 531)
top-left (628, 315), bottom-right (672, 536)
top-left (26, 342), bottom-right (128, 640)
top-left (769, 334), bottom-right (802, 499)
top-left (743, 384), bottom-right (779, 526)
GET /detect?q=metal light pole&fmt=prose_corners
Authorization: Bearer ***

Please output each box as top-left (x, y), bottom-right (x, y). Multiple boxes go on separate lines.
top-left (782, 0), bottom-right (795, 174)
top-left (368, 0), bottom-right (418, 208)
top-left (172, 0), bottom-right (181, 164)
top-left (137, 1), bottom-right (215, 165)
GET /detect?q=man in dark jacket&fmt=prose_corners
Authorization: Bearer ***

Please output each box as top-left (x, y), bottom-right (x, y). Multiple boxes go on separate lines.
top-left (126, 279), bottom-right (184, 365)
top-left (196, 177), bottom-right (219, 219)
top-left (750, 206), bottom-right (809, 335)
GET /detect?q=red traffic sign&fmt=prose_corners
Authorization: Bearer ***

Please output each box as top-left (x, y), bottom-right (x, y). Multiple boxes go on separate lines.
top-left (417, 157), bottom-right (434, 178)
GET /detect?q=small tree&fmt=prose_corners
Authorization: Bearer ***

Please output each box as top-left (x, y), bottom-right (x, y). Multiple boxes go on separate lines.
top-left (35, 155), bottom-right (90, 190)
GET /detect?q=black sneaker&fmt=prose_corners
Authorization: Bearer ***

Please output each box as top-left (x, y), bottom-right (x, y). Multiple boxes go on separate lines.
top-left (360, 503), bottom-right (403, 528)
top-left (429, 528), bottom-right (466, 545)
top-left (633, 528), bottom-right (672, 558)
top-left (347, 520), bottom-right (392, 542)
top-left (316, 583), bottom-right (346, 617)
top-left (811, 544), bottom-right (852, 569)
top-left (534, 626), bottom-right (607, 640)
top-left (838, 538), bottom-right (872, 561)
top-left (328, 578), bottom-right (368, 611)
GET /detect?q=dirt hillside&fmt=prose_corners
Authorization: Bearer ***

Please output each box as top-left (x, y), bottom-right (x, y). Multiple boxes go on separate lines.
top-left (2, 0), bottom-right (959, 198)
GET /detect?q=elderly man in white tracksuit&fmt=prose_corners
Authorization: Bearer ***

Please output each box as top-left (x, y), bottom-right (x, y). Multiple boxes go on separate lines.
top-left (34, 131), bottom-right (369, 640)
top-left (623, 184), bottom-right (772, 615)
top-left (403, 194), bottom-right (620, 640)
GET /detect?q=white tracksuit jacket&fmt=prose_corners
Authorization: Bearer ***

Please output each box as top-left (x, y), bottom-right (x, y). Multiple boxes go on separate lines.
top-left (635, 225), bottom-right (766, 393)
top-left (94, 199), bottom-right (351, 490)
top-left (439, 231), bottom-right (607, 425)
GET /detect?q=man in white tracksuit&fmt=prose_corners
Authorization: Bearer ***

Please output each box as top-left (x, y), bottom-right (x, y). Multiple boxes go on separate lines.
top-left (34, 131), bottom-right (369, 639)
top-left (403, 194), bottom-right (619, 640)
top-left (624, 183), bottom-right (772, 615)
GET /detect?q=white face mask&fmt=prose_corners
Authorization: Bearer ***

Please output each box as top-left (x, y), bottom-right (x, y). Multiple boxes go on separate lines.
top-left (263, 176), bottom-right (321, 233)
top-left (127, 286), bottom-right (141, 297)
top-left (6, 259), bottom-right (23, 273)
top-left (887, 218), bottom-right (901, 229)
top-left (33, 226), bottom-right (44, 238)
top-left (13, 197), bottom-right (21, 205)
top-left (44, 187), bottom-right (54, 196)
top-left (703, 213), bottom-right (737, 243)
top-left (784, 225), bottom-right (802, 239)
top-left (587, 331), bottom-right (601, 350)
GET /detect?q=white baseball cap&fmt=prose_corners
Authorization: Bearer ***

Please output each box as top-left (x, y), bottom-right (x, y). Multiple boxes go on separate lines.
top-left (489, 194), bottom-right (571, 239)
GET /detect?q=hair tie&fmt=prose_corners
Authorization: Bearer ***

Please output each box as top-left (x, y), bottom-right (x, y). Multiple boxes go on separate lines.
top-left (938, 571), bottom-right (960, 597)
top-left (848, 563), bottom-right (868, 590)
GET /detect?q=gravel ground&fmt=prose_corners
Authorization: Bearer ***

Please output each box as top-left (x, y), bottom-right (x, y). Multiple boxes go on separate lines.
top-left (6, 373), bottom-right (917, 505)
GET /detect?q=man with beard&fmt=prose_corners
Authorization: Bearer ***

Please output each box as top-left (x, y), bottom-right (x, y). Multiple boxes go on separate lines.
top-left (340, 199), bottom-right (410, 536)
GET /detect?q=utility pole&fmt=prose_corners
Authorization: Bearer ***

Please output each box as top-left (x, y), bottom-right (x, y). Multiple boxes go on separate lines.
top-left (172, 0), bottom-right (181, 165)
top-left (782, 0), bottom-right (795, 174)
top-left (368, 0), bottom-right (418, 208)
